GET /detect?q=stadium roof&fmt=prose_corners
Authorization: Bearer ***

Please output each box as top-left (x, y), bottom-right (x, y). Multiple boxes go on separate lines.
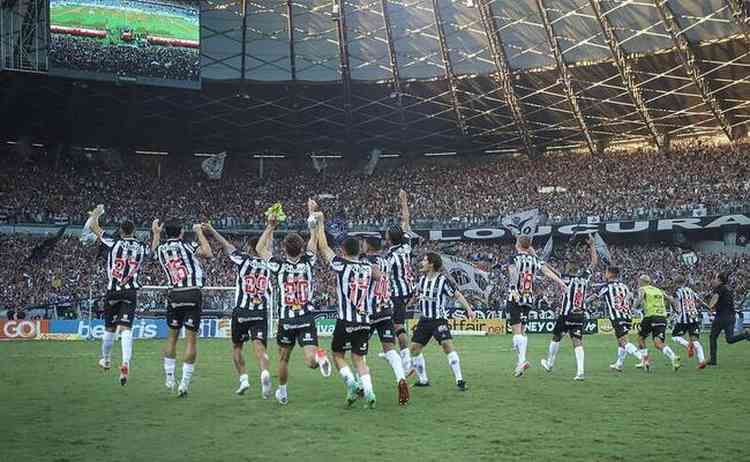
top-left (2, 0), bottom-right (750, 157)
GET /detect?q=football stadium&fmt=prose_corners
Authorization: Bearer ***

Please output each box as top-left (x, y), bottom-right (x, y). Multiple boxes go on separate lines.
top-left (1, 0), bottom-right (749, 460)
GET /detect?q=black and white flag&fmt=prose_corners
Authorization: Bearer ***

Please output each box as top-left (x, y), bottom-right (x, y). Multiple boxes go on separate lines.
top-left (501, 209), bottom-right (541, 236)
top-left (201, 151), bottom-right (226, 180)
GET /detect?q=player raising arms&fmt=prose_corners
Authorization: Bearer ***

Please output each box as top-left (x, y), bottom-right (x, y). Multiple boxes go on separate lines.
top-left (363, 236), bottom-right (410, 406)
top-left (87, 205), bottom-right (149, 386)
top-left (256, 200), bottom-right (331, 406)
top-left (632, 275), bottom-right (681, 371)
top-left (203, 221), bottom-right (276, 398)
top-left (386, 189), bottom-right (418, 374)
top-left (506, 235), bottom-right (565, 377)
top-left (314, 211), bottom-right (383, 408)
top-left (669, 275), bottom-right (707, 369)
top-left (410, 253), bottom-right (475, 391)
top-left (152, 219), bottom-right (213, 398)
top-left (541, 236), bottom-right (598, 381)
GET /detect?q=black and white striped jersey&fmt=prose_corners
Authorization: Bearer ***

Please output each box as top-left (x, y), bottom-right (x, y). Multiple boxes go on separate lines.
top-left (330, 256), bottom-right (375, 324)
top-left (156, 238), bottom-right (205, 289)
top-left (271, 252), bottom-right (317, 320)
top-left (596, 281), bottom-right (633, 321)
top-left (229, 250), bottom-right (279, 319)
top-left (387, 235), bottom-right (418, 298)
top-left (365, 254), bottom-right (393, 319)
top-left (416, 273), bottom-right (457, 319)
top-left (560, 270), bottom-right (592, 315)
top-left (100, 233), bottom-right (149, 292)
top-left (674, 286), bottom-right (700, 324)
top-left (506, 253), bottom-right (545, 306)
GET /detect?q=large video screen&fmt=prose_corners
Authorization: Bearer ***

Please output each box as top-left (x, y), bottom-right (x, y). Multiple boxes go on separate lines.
top-left (49, 0), bottom-right (200, 89)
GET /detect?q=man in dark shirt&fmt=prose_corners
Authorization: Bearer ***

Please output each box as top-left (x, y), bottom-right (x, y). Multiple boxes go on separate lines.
top-left (707, 272), bottom-right (750, 365)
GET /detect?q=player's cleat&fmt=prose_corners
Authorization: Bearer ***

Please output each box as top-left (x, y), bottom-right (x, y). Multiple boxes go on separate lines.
top-left (236, 381), bottom-right (250, 396)
top-left (398, 379), bottom-right (410, 406)
top-left (540, 359), bottom-right (552, 373)
top-left (672, 355), bottom-right (681, 371)
top-left (177, 384), bottom-right (188, 399)
top-left (635, 362), bottom-right (644, 369)
top-left (165, 379), bottom-right (176, 393)
top-left (514, 361), bottom-right (530, 378)
top-left (687, 341), bottom-right (695, 359)
top-left (119, 364), bottom-right (129, 386)
top-left (346, 381), bottom-right (360, 407)
top-left (261, 375), bottom-right (272, 400)
top-left (316, 349), bottom-right (332, 378)
top-left (609, 363), bottom-right (623, 372)
top-left (697, 361), bottom-right (707, 370)
top-left (574, 374), bottom-right (585, 381)
top-left (98, 358), bottom-right (111, 371)
top-left (413, 380), bottom-right (431, 387)
top-left (275, 389), bottom-right (288, 406)
top-left (364, 392), bottom-right (376, 409)
top-left (456, 380), bottom-right (467, 392)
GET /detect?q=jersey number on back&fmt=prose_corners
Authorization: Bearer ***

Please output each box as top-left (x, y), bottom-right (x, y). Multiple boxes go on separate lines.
top-left (243, 274), bottom-right (269, 296)
top-left (112, 257), bottom-right (139, 281)
top-left (283, 277), bottom-right (309, 309)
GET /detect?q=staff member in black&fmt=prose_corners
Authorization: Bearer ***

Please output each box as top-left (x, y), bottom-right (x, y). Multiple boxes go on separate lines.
top-left (707, 272), bottom-right (750, 366)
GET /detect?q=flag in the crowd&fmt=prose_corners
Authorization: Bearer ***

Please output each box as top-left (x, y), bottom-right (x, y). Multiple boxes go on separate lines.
top-left (80, 204), bottom-right (104, 246)
top-left (326, 217), bottom-right (348, 244)
top-left (201, 151), bottom-right (227, 180)
top-left (363, 148), bottom-right (381, 176)
top-left (441, 254), bottom-right (492, 305)
top-left (501, 209), bottom-right (541, 236)
top-left (593, 232), bottom-right (612, 265)
top-left (540, 236), bottom-right (554, 261)
top-left (28, 226), bottom-right (67, 262)
top-left (680, 251), bottom-right (699, 266)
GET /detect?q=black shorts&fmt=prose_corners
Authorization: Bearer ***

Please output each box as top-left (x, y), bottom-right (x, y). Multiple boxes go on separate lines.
top-left (672, 322), bottom-right (701, 338)
top-left (104, 289), bottom-right (137, 329)
top-left (166, 288), bottom-right (203, 332)
top-left (391, 296), bottom-right (411, 325)
top-left (639, 316), bottom-right (667, 341)
top-left (331, 320), bottom-right (371, 356)
top-left (506, 301), bottom-right (531, 326)
top-left (276, 314), bottom-right (319, 349)
top-left (369, 317), bottom-right (396, 345)
top-left (412, 318), bottom-right (452, 346)
top-left (611, 318), bottom-right (632, 339)
top-left (231, 314), bottom-right (268, 346)
top-left (552, 313), bottom-right (586, 340)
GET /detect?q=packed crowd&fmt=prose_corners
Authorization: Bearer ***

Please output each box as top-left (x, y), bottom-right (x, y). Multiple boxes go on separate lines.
top-left (49, 35), bottom-right (199, 81)
top-left (1, 231), bottom-right (748, 316)
top-left (2, 140), bottom-right (749, 230)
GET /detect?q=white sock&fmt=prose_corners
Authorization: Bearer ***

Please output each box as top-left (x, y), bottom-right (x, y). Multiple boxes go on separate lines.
top-left (447, 351), bottom-right (463, 382)
top-left (181, 363), bottom-right (194, 388)
top-left (101, 331), bottom-right (114, 361)
top-left (625, 343), bottom-right (642, 360)
top-left (672, 337), bottom-right (689, 348)
top-left (120, 329), bottom-right (133, 365)
top-left (413, 354), bottom-right (428, 383)
top-left (164, 357), bottom-right (176, 381)
top-left (360, 374), bottom-right (373, 396)
top-left (400, 348), bottom-right (412, 372)
top-left (385, 350), bottom-right (406, 382)
top-left (662, 346), bottom-right (676, 361)
top-left (278, 384), bottom-right (288, 397)
top-left (261, 369), bottom-right (270, 382)
top-left (239, 373), bottom-right (249, 384)
top-left (616, 347), bottom-right (626, 367)
top-left (640, 348), bottom-right (648, 360)
top-left (339, 366), bottom-right (355, 387)
top-left (694, 341), bottom-right (705, 363)
top-left (574, 346), bottom-right (584, 376)
top-left (547, 341), bottom-right (560, 367)
top-left (517, 335), bottom-right (528, 365)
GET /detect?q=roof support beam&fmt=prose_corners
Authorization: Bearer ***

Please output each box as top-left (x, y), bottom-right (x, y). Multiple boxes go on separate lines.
top-left (431, 0), bottom-right (467, 137)
top-left (477, 0), bottom-right (537, 157)
top-left (536, 0), bottom-right (597, 155)
top-left (590, 0), bottom-right (664, 151)
top-left (334, 0), bottom-right (353, 145)
top-left (380, 0), bottom-right (406, 144)
top-left (727, 0), bottom-right (750, 47)
top-left (653, 0), bottom-right (735, 144)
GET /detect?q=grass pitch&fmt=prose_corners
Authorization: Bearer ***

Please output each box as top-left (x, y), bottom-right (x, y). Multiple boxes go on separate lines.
top-left (1, 335), bottom-right (747, 462)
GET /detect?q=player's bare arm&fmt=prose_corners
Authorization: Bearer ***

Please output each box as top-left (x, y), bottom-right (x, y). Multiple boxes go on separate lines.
top-left (203, 223), bottom-right (236, 255)
top-left (543, 264), bottom-right (566, 289)
top-left (306, 199), bottom-right (321, 255)
top-left (588, 235), bottom-right (599, 268)
top-left (256, 215), bottom-right (277, 260)
top-left (454, 291), bottom-right (476, 319)
top-left (314, 212), bottom-right (335, 264)
top-left (399, 189), bottom-right (412, 233)
top-left (89, 205), bottom-right (105, 240)
top-left (193, 224), bottom-right (213, 258)
top-left (150, 219), bottom-right (163, 254)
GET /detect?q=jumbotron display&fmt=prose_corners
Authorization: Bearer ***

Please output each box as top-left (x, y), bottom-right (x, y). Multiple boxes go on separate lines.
top-left (48, 0), bottom-right (200, 89)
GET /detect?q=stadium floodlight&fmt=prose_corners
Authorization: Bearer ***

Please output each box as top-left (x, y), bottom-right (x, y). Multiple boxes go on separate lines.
top-left (310, 155), bottom-right (343, 159)
top-left (32, 143), bottom-right (44, 148)
top-left (135, 150), bottom-right (168, 156)
top-left (83, 147), bottom-right (100, 152)
top-left (253, 154), bottom-right (286, 159)
top-left (6, 141), bottom-right (17, 145)
top-left (424, 151), bottom-right (457, 157)
top-left (194, 152), bottom-right (217, 157)
top-left (545, 144), bottom-right (579, 151)
top-left (484, 148), bottom-right (518, 154)
top-left (380, 153), bottom-right (400, 158)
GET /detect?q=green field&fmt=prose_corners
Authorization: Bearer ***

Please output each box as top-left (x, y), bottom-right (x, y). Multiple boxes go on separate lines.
top-left (50, 5), bottom-right (198, 41)
top-left (1, 335), bottom-right (747, 462)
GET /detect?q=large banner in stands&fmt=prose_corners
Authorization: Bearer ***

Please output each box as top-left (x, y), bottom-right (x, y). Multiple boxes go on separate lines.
top-left (0, 320), bottom-right (48, 340)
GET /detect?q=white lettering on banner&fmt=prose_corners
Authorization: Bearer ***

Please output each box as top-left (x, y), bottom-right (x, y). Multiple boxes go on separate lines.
top-left (535, 226), bottom-right (552, 237)
top-left (463, 228), bottom-right (506, 240)
top-left (604, 221), bottom-right (650, 233)
top-left (429, 230), bottom-right (460, 241)
top-left (556, 224), bottom-right (598, 235)
top-left (656, 218), bottom-right (702, 231)
top-left (704, 214), bottom-right (750, 228)
top-left (2, 321), bottom-right (38, 338)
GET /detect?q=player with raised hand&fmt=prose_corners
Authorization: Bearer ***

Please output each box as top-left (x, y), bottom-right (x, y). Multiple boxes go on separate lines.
top-left (87, 204), bottom-right (149, 386)
top-left (668, 275), bottom-right (707, 369)
top-left (314, 210), bottom-right (382, 408)
top-left (203, 221), bottom-right (276, 398)
top-left (256, 200), bottom-right (331, 406)
top-left (152, 218), bottom-right (213, 398)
